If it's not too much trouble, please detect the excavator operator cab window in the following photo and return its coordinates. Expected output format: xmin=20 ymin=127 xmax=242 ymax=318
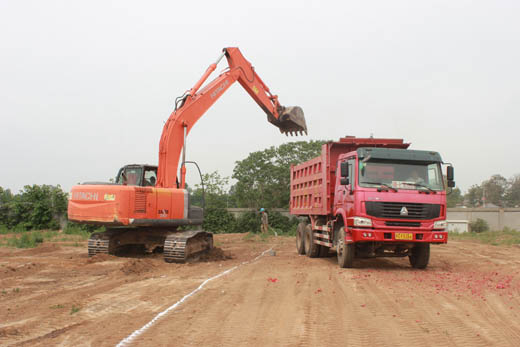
xmin=144 ymin=168 xmax=158 ymax=187
xmin=117 ymin=167 xmax=143 ymax=186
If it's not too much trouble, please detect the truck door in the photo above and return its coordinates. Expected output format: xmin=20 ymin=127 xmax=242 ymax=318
xmin=343 ymin=158 xmax=356 ymax=217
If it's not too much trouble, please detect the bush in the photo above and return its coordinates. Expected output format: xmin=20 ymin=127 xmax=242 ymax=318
xmin=202 ymin=208 xmax=236 ymax=234
xmin=0 ymin=185 xmax=68 ymax=230
xmin=6 ymin=231 xmax=44 ymax=248
xmin=268 ymin=211 xmax=299 ymax=233
xmin=470 ymin=218 xmax=489 ymax=233
xmin=233 ymin=211 xmax=261 ymax=233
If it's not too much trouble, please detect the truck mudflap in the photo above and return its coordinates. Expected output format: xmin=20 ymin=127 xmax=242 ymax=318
xmin=348 ymin=228 xmax=448 ymax=243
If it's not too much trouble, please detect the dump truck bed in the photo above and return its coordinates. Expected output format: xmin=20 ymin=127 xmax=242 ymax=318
xmin=290 ymin=137 xmax=409 ymax=216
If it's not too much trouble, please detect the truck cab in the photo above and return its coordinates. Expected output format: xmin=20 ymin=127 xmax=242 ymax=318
xmin=334 ymin=148 xmax=452 ymax=253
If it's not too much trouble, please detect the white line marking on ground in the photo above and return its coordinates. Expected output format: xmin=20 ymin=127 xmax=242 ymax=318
xmin=116 ymin=247 xmax=273 ymax=347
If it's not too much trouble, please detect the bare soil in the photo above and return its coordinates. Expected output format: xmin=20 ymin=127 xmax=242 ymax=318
xmin=1 ymin=234 xmax=519 ymax=346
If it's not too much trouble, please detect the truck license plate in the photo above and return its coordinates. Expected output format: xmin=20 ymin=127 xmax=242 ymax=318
xmin=395 ymin=233 xmax=413 ymax=240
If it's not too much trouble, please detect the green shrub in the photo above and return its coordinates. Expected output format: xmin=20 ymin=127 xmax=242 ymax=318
xmin=202 ymin=208 xmax=236 ymax=233
xmin=233 ymin=211 xmax=261 ymax=233
xmin=6 ymin=231 xmax=44 ymax=248
xmin=470 ymin=218 xmax=489 ymax=233
xmin=0 ymin=224 xmax=9 ymax=234
xmin=268 ymin=211 xmax=299 ymax=234
xmin=0 ymin=185 xmax=68 ymax=230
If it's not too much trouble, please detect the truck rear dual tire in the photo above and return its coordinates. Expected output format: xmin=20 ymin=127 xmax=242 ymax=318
xmin=337 ymin=227 xmax=354 ymax=268
xmin=296 ymin=222 xmax=306 ymax=255
xmin=304 ymin=224 xmax=320 ymax=258
xmin=409 ymin=243 xmax=430 ymax=269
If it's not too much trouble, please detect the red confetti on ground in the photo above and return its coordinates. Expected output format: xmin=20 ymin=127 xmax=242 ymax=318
xmin=314 ymin=288 xmax=322 ymax=294
xmin=267 ymin=277 xmax=278 ymax=283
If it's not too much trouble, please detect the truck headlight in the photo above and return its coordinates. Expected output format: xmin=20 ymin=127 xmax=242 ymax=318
xmin=353 ymin=217 xmax=372 ymax=227
xmin=433 ymin=220 xmax=446 ymax=230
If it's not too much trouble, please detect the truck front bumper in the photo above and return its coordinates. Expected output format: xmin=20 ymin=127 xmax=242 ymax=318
xmin=348 ymin=228 xmax=448 ymax=244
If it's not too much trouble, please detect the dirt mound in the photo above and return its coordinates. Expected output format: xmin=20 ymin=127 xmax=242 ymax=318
xmin=1 ymin=262 xmax=41 ymax=279
xmin=120 ymin=259 xmax=156 ymax=275
xmin=86 ymin=254 xmax=116 ymax=264
xmin=198 ymin=247 xmax=233 ymax=262
xmin=0 ymin=326 xmax=22 ymax=337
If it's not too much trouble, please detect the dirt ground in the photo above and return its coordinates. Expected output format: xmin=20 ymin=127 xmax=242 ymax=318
xmin=1 ymin=234 xmax=520 ymax=347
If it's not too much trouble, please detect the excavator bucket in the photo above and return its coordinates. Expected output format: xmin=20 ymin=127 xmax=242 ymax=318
xmin=271 ymin=106 xmax=308 ymax=136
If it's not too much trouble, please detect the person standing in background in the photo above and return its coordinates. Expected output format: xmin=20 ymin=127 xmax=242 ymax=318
xmin=260 ymin=208 xmax=269 ymax=234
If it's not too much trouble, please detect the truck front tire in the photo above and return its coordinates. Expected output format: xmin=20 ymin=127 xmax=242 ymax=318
xmin=304 ymin=224 xmax=320 ymax=258
xmin=337 ymin=227 xmax=354 ymax=268
xmin=409 ymin=243 xmax=430 ymax=269
xmin=296 ymin=222 xmax=306 ymax=255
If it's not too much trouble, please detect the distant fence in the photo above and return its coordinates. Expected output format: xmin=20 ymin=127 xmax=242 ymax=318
xmin=447 ymin=208 xmax=520 ymax=231
xmin=226 ymin=208 xmax=520 ymax=231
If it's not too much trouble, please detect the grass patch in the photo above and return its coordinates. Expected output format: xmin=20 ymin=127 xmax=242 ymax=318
xmin=5 ymin=232 xmax=44 ymax=248
xmin=0 ymin=225 xmax=9 ymax=234
xmin=50 ymin=304 xmax=65 ymax=309
xmin=70 ymin=305 xmax=81 ymax=314
xmin=0 ymin=226 xmax=92 ymax=248
xmin=0 ymin=224 xmax=28 ymax=234
xmin=449 ymin=227 xmax=520 ymax=246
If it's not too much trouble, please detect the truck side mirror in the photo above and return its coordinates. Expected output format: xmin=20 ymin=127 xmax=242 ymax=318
xmin=340 ymin=162 xmax=348 ymax=178
xmin=340 ymin=177 xmax=349 ymax=185
xmin=446 ymin=166 xmax=455 ymax=188
xmin=447 ymin=166 xmax=454 ymax=181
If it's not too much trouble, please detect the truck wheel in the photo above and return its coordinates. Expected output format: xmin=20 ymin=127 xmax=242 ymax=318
xmin=296 ymin=222 xmax=306 ymax=255
xmin=337 ymin=227 xmax=354 ymax=268
xmin=409 ymin=243 xmax=430 ymax=269
xmin=304 ymin=224 xmax=320 ymax=258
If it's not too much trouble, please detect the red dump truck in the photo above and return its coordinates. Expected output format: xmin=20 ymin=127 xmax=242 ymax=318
xmin=290 ymin=136 xmax=455 ymax=269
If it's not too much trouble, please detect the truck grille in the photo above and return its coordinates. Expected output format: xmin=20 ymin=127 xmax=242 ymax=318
xmin=365 ymin=202 xmax=440 ymax=220
xmin=385 ymin=221 xmax=421 ymax=227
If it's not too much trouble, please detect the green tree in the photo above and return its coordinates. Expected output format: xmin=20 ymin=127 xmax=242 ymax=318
xmin=231 ymin=140 xmax=326 ymax=208
xmin=465 ymin=184 xmax=483 ymax=207
xmin=504 ymin=174 xmax=520 ymax=207
xmin=0 ymin=187 xmax=13 ymax=226
xmin=10 ymin=185 xmax=68 ymax=230
xmin=447 ymin=187 xmax=463 ymax=208
xmin=481 ymin=174 xmax=508 ymax=207
xmin=191 ymin=171 xmax=231 ymax=209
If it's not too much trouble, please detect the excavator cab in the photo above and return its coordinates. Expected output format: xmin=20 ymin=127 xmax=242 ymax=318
xmin=116 ymin=165 xmax=158 ymax=187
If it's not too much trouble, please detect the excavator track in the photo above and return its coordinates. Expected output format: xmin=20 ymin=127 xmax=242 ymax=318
xmin=87 ymin=231 xmax=115 ymax=256
xmin=164 ymin=230 xmax=214 ymax=263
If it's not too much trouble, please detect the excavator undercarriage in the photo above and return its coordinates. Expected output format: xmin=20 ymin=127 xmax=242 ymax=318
xmin=88 ymin=227 xmax=213 ymax=263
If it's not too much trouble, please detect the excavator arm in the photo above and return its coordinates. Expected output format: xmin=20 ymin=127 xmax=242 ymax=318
xmin=157 ymin=47 xmax=307 ymax=188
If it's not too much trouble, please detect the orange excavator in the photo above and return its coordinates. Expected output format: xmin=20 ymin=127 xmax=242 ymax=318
xmin=68 ymin=47 xmax=307 ymax=262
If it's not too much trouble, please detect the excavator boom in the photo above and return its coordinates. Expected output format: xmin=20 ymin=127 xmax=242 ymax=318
xmin=157 ymin=47 xmax=307 ymax=188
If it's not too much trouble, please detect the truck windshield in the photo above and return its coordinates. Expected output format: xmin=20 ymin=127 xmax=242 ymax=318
xmin=358 ymin=161 xmax=444 ymax=191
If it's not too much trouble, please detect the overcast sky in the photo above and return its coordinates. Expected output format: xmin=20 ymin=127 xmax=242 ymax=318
xmin=1 ymin=0 xmax=519 ymax=194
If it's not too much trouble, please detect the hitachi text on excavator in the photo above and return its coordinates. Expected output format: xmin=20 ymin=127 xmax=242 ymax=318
xmin=68 ymin=47 xmax=307 ymax=262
